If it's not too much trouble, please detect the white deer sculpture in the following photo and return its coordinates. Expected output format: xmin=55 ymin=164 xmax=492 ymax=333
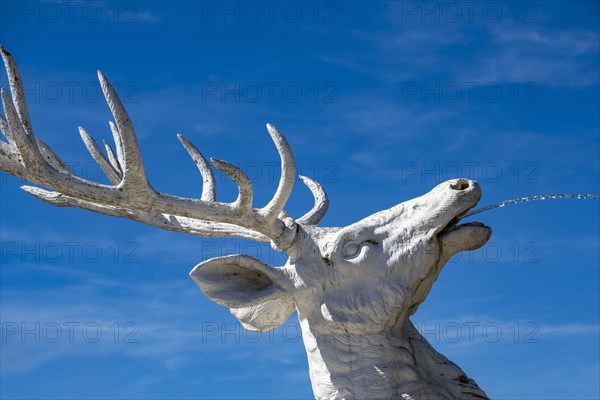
xmin=0 ymin=47 xmax=493 ymax=399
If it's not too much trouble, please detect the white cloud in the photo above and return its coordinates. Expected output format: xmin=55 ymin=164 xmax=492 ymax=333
xmin=320 ymin=7 xmax=599 ymax=89
xmin=465 ymin=24 xmax=600 ymax=88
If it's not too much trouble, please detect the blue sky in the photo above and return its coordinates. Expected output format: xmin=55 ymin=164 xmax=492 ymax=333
xmin=0 ymin=1 xmax=598 ymax=399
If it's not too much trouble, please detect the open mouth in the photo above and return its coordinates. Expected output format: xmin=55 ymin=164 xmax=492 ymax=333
xmin=437 ymin=208 xmax=487 ymax=237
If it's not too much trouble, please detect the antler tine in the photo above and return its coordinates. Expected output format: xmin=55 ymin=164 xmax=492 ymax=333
xmin=0 ymin=114 xmax=24 ymax=176
xmin=211 ymin=157 xmax=253 ymax=213
xmin=0 ymin=46 xmax=33 ymax=135
xmin=260 ymin=123 xmax=296 ymax=222
xmin=78 ymin=126 xmax=121 ymax=184
xmin=34 ymin=137 xmax=70 ymax=173
xmin=108 ymin=121 xmax=124 ymax=167
xmin=297 ymin=176 xmax=330 ymax=225
xmin=103 ymin=139 xmax=122 ymax=177
xmin=177 ymin=134 xmax=216 ymax=201
xmin=1 ymin=89 xmax=46 ymax=168
xmin=0 ymin=112 xmax=68 ymax=175
xmin=97 ymin=70 xmax=153 ymax=196
xmin=0 ymin=111 xmax=14 ymax=143
xmin=0 ymin=48 xmax=68 ymax=175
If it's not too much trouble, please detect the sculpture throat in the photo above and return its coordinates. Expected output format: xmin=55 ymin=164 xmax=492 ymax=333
xmin=302 ymin=318 xmax=488 ymax=400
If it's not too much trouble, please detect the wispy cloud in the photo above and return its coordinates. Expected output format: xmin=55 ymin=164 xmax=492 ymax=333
xmin=465 ymin=24 xmax=600 ymax=88
xmin=0 ymin=277 xmax=304 ymax=378
xmin=320 ymin=4 xmax=599 ymax=89
xmin=411 ymin=314 xmax=599 ymax=356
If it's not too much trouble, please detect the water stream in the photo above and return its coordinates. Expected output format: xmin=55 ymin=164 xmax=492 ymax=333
xmin=461 ymin=194 xmax=600 ymax=220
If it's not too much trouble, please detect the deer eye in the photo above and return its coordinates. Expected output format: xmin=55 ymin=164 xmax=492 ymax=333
xmin=342 ymin=241 xmax=361 ymax=259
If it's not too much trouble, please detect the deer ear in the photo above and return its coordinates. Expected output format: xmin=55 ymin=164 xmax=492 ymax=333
xmin=189 ymin=254 xmax=295 ymax=331
xmin=231 ymin=300 xmax=296 ymax=332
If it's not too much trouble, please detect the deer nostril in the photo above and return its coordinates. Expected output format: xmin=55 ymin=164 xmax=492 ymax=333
xmin=450 ymin=179 xmax=470 ymax=191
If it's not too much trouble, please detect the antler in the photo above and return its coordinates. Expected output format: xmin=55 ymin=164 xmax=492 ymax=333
xmin=0 ymin=47 xmax=329 ymax=249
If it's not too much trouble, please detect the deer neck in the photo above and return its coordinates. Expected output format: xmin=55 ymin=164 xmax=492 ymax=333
xmin=298 ymin=316 xmax=489 ymax=400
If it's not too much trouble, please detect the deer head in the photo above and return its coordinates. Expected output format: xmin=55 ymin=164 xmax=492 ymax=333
xmin=192 ymin=177 xmax=489 ymax=330
xmin=0 ymin=47 xmax=492 ymax=400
